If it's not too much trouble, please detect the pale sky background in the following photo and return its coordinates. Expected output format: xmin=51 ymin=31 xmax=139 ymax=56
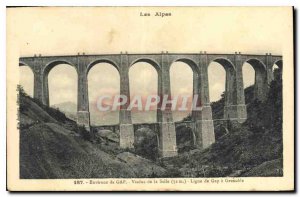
xmin=14 ymin=7 xmax=287 ymax=122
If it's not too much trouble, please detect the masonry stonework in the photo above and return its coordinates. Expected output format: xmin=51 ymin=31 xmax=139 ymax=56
xmin=19 ymin=52 xmax=282 ymax=158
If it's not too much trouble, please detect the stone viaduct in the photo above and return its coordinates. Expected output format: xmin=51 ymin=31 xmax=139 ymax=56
xmin=19 ymin=52 xmax=282 ymax=158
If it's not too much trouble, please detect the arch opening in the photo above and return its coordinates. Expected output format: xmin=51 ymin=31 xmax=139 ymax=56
xmin=246 ymin=59 xmax=267 ymax=73
xmin=129 ymin=62 xmax=158 ymax=124
xmin=87 ymin=59 xmax=119 ymax=75
xmin=43 ymin=60 xmax=77 ymax=77
xmin=273 ymin=64 xmax=280 ymax=71
xmin=242 ymin=62 xmax=255 ymax=104
xmin=208 ymin=61 xmax=229 ymax=119
xmin=172 ymin=58 xmax=200 ymax=75
xmin=19 ymin=65 xmax=34 ymax=97
xmin=47 ymin=64 xmax=78 ymax=120
xmin=274 ymin=60 xmax=283 ymax=70
xmin=170 ymin=61 xmax=194 ymax=122
xmin=88 ymin=63 xmax=120 ymax=126
xmin=273 ymin=60 xmax=282 ymax=81
xmin=130 ymin=58 xmax=161 ymax=72
xmin=245 ymin=59 xmax=268 ymax=101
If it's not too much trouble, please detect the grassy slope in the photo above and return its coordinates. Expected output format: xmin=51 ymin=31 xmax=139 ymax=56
xmin=18 ymin=87 xmax=167 ymax=179
xmin=162 ymin=76 xmax=283 ymax=177
xmin=18 ymin=72 xmax=283 ymax=178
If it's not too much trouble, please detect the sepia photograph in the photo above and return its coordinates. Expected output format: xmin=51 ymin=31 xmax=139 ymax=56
xmin=6 ymin=6 xmax=294 ymax=191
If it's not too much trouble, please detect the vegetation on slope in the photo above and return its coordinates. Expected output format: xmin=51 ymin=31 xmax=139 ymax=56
xmin=18 ymin=70 xmax=283 ymax=178
xmin=162 ymin=74 xmax=283 ymax=177
xmin=18 ymin=86 xmax=168 ymax=178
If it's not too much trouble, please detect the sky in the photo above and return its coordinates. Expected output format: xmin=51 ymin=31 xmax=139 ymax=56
xmin=14 ymin=7 xmax=288 ymax=122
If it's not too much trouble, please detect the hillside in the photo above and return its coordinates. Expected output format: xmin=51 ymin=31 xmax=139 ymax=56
xmin=18 ymin=86 xmax=168 ymax=178
xmin=162 ymin=75 xmax=283 ymax=177
xmin=18 ymin=72 xmax=283 ymax=178
xmin=51 ymin=102 xmax=78 ymax=122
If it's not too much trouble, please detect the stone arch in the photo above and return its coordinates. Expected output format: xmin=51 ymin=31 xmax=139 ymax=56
xmin=208 ymin=58 xmax=236 ymax=119
xmin=42 ymin=60 xmax=78 ymax=106
xmin=87 ymin=59 xmax=120 ymax=75
xmin=129 ymin=59 xmax=160 ymax=123
xmin=175 ymin=125 xmax=196 ymax=153
xmin=272 ymin=59 xmax=283 ymax=81
xmin=210 ymin=58 xmax=236 ymax=72
xmin=169 ymin=59 xmax=196 ymax=121
xmin=87 ymin=61 xmax=120 ymax=125
xmin=130 ymin=58 xmax=161 ymax=73
xmin=171 ymin=58 xmax=200 ymax=75
xmin=245 ymin=58 xmax=267 ymax=73
xmin=274 ymin=59 xmax=283 ymax=70
xmin=242 ymin=62 xmax=255 ymax=104
xmin=43 ymin=60 xmax=77 ymax=77
xmin=244 ymin=58 xmax=268 ymax=101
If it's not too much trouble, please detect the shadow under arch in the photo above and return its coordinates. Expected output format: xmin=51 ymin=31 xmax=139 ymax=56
xmin=244 ymin=58 xmax=268 ymax=101
xmin=175 ymin=125 xmax=196 ymax=153
xmin=210 ymin=58 xmax=236 ymax=72
xmin=272 ymin=59 xmax=283 ymax=81
xmin=245 ymin=58 xmax=267 ymax=73
xmin=133 ymin=127 xmax=159 ymax=160
xmin=87 ymin=59 xmax=120 ymax=75
xmin=273 ymin=59 xmax=283 ymax=70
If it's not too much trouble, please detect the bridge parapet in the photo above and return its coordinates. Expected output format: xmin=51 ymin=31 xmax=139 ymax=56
xmin=19 ymin=52 xmax=282 ymax=73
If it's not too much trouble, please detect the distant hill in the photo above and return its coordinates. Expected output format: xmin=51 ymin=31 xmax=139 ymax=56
xmin=51 ymin=101 xmax=120 ymax=125
xmin=51 ymin=102 xmax=78 ymax=122
xmin=51 ymin=101 xmax=190 ymax=125
xmin=52 ymin=101 xmax=77 ymax=113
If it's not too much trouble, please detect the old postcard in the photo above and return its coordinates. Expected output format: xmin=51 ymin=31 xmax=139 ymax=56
xmin=7 ymin=7 xmax=294 ymax=191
